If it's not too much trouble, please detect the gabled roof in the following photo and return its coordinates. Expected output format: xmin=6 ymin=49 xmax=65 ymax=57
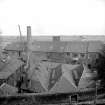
xmin=50 ymin=76 xmax=77 ymax=93
xmin=49 ymin=64 xmax=82 ymax=92
xmin=62 ymin=64 xmax=84 ymax=87
xmin=29 ymin=79 xmax=46 ymax=92
xmin=29 ymin=61 xmax=61 ymax=92
xmin=62 ymin=64 xmax=78 ymax=88
xmin=78 ymin=64 xmax=96 ymax=89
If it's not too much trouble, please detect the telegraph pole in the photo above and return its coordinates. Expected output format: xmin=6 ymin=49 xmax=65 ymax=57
xmin=18 ymin=25 xmax=22 ymax=39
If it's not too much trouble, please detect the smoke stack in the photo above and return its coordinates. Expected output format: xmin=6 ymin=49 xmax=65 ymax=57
xmin=53 ymin=36 xmax=60 ymax=51
xmin=27 ymin=26 xmax=31 ymax=42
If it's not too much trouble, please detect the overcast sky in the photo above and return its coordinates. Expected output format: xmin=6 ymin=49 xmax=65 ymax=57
xmin=0 ymin=0 xmax=105 ymax=36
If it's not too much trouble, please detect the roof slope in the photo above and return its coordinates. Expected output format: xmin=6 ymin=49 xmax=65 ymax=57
xmin=78 ymin=64 xmax=96 ymax=89
xmin=0 ymin=83 xmax=18 ymax=95
xmin=4 ymin=40 xmax=103 ymax=53
xmin=0 ymin=56 xmax=23 ymax=79
xmin=50 ymin=76 xmax=77 ymax=93
xmin=4 ymin=41 xmax=27 ymax=51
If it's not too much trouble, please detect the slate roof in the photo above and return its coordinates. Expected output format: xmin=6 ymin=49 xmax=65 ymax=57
xmin=78 ymin=64 xmax=97 ymax=89
xmin=0 ymin=83 xmax=18 ymax=95
xmin=29 ymin=79 xmax=46 ymax=93
xmin=50 ymin=63 xmax=96 ymax=92
xmin=0 ymin=53 xmax=10 ymax=71
xmin=29 ymin=61 xmax=60 ymax=92
xmin=0 ymin=72 xmax=13 ymax=79
xmin=0 ymin=56 xmax=23 ymax=79
xmin=50 ymin=76 xmax=77 ymax=93
xmin=4 ymin=41 xmax=27 ymax=51
xmin=31 ymin=41 xmax=103 ymax=53
xmin=4 ymin=39 xmax=103 ymax=53
xmin=0 ymin=60 xmax=7 ymax=72
xmin=62 ymin=64 xmax=83 ymax=88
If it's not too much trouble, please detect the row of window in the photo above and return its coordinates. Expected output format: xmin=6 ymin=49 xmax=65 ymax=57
xmin=66 ymin=52 xmax=99 ymax=59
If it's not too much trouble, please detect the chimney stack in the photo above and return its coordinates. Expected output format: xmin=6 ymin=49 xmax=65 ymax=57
xmin=27 ymin=26 xmax=31 ymax=42
xmin=53 ymin=36 xmax=60 ymax=51
xmin=53 ymin=36 xmax=60 ymax=42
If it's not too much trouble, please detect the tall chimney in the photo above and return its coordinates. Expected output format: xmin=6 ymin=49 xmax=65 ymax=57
xmin=27 ymin=26 xmax=31 ymax=42
xmin=25 ymin=26 xmax=31 ymax=73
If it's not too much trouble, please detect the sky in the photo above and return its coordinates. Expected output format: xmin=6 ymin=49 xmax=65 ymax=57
xmin=0 ymin=0 xmax=105 ymax=36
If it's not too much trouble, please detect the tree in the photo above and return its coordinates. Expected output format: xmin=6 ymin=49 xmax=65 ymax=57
xmin=96 ymin=53 xmax=105 ymax=87
xmin=91 ymin=45 xmax=105 ymax=88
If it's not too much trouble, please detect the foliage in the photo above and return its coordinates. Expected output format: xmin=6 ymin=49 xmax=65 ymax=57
xmin=90 ymin=45 xmax=105 ymax=87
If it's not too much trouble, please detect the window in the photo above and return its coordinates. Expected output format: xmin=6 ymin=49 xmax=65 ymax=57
xmin=72 ymin=53 xmax=78 ymax=58
xmin=67 ymin=52 xmax=70 ymax=56
xmin=69 ymin=94 xmax=78 ymax=104
xmin=80 ymin=53 xmax=85 ymax=58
